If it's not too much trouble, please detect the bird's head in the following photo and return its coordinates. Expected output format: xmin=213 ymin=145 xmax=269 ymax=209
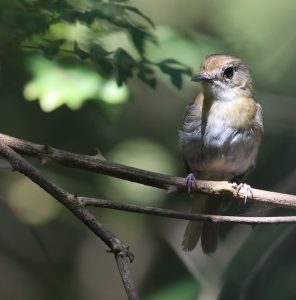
xmin=192 ymin=54 xmax=253 ymax=99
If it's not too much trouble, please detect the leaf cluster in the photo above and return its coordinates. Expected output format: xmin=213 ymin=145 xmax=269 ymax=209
xmin=0 ymin=0 xmax=192 ymax=89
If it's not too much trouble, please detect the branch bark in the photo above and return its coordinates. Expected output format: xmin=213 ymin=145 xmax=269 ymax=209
xmin=0 ymin=133 xmax=295 ymax=208
xmin=1 ymin=132 xmax=296 ymax=299
xmin=80 ymin=197 xmax=296 ymax=224
xmin=0 ymin=136 xmax=139 ymax=300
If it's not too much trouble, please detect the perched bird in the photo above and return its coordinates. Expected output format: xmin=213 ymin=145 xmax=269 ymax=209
xmin=180 ymin=54 xmax=264 ymax=254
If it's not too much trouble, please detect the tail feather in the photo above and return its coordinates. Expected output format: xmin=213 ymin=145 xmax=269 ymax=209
xmin=201 ymin=197 xmax=221 ymax=254
xmin=182 ymin=195 xmax=206 ymax=251
xmin=182 ymin=195 xmax=222 ymax=254
xmin=201 ymin=222 xmax=218 ymax=254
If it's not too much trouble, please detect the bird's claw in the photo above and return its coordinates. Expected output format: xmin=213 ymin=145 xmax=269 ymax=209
xmin=235 ymin=183 xmax=253 ymax=205
xmin=185 ymin=173 xmax=197 ymax=193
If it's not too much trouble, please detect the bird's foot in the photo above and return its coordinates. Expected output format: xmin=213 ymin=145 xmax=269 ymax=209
xmin=185 ymin=173 xmax=197 ymax=193
xmin=235 ymin=183 xmax=253 ymax=205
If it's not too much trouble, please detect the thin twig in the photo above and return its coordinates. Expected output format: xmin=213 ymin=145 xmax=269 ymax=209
xmin=0 ymin=133 xmax=295 ymax=208
xmin=0 ymin=137 xmax=139 ymax=300
xmin=115 ymin=254 xmax=140 ymax=300
xmin=80 ymin=197 xmax=296 ymax=225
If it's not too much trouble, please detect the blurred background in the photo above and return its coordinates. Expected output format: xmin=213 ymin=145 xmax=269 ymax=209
xmin=0 ymin=0 xmax=296 ymax=299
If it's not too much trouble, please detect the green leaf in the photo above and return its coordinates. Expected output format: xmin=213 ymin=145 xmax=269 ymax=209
xmin=24 ymin=55 xmax=128 ymax=111
xmin=159 ymin=59 xmax=192 ymax=76
xmin=40 ymin=38 xmax=66 ymax=56
xmin=129 ymin=26 xmax=156 ymax=55
xmin=54 ymin=2 xmax=156 ymax=56
xmin=122 ymin=5 xmax=154 ymax=27
xmin=114 ymin=48 xmax=136 ymax=85
xmin=137 ymin=61 xmax=156 ymax=89
xmin=157 ymin=59 xmax=192 ymax=89
xmin=74 ymin=42 xmax=90 ymax=60
xmin=90 ymin=43 xmax=112 ymax=57
xmin=24 ymin=55 xmax=103 ymax=111
xmin=90 ymin=44 xmax=114 ymax=76
xmin=95 ymin=57 xmax=114 ymax=77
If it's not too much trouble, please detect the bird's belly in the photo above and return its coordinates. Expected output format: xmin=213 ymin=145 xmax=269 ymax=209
xmin=182 ymin=125 xmax=259 ymax=180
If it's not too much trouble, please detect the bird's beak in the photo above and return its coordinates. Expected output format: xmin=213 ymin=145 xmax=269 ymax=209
xmin=191 ymin=72 xmax=215 ymax=82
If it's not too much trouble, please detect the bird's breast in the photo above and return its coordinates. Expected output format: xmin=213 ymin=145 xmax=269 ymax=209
xmin=181 ymin=97 xmax=262 ymax=180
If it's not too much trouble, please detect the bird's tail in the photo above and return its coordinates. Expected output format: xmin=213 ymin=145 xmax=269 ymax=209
xmin=182 ymin=194 xmax=221 ymax=254
xmin=201 ymin=196 xmax=220 ymax=254
xmin=182 ymin=194 xmax=206 ymax=251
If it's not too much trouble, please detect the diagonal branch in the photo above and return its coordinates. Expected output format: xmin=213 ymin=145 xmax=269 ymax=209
xmin=0 ymin=137 xmax=139 ymax=300
xmin=0 ymin=133 xmax=295 ymax=208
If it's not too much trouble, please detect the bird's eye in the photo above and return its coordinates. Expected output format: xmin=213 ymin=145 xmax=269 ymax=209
xmin=223 ymin=67 xmax=234 ymax=79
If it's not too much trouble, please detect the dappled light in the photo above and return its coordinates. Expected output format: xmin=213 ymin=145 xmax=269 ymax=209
xmin=0 ymin=0 xmax=295 ymax=299
xmin=24 ymin=55 xmax=129 ymax=111
xmin=6 ymin=176 xmax=60 ymax=225
xmin=103 ymin=139 xmax=176 ymax=203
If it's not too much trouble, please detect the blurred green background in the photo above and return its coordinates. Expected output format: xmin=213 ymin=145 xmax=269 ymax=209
xmin=0 ymin=0 xmax=296 ymax=299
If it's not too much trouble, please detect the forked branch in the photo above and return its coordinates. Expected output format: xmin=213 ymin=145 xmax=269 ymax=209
xmin=0 ymin=137 xmax=139 ymax=300
xmin=0 ymin=132 xmax=296 ymax=300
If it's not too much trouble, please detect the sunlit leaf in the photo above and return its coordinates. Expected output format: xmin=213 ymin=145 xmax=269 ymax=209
xmin=100 ymin=80 xmax=129 ymax=105
xmin=1 ymin=0 xmax=193 ymax=100
xmin=24 ymin=55 xmax=128 ymax=111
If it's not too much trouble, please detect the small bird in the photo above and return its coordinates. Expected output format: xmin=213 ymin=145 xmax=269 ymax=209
xmin=180 ymin=54 xmax=264 ymax=254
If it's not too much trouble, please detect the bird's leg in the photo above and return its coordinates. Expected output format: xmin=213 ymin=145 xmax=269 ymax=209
xmin=185 ymin=173 xmax=197 ymax=193
xmin=234 ymin=183 xmax=253 ymax=205
xmin=231 ymin=171 xmax=254 ymax=205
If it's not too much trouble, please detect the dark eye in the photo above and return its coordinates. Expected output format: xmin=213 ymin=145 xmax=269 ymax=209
xmin=223 ymin=67 xmax=234 ymax=79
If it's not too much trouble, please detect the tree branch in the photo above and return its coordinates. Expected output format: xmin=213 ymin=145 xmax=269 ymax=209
xmin=1 ymin=132 xmax=296 ymax=299
xmin=0 ymin=133 xmax=295 ymax=208
xmin=0 ymin=136 xmax=139 ymax=300
xmin=79 ymin=197 xmax=296 ymax=224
